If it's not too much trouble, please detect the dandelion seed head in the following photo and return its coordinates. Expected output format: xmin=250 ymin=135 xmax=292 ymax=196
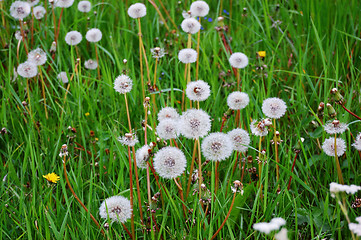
xmin=275 ymin=228 xmax=288 ymax=240
xmin=10 ymin=1 xmax=31 ymax=20
xmin=179 ymin=109 xmax=211 ymax=139
xmin=55 ymin=0 xmax=74 ymax=8
xmin=118 ymin=133 xmax=138 ymax=147
xmin=250 ymin=119 xmax=269 ymax=136
xmin=186 ymin=80 xmax=210 ymax=102
xmin=253 ymin=218 xmax=286 ymax=234
xmin=156 ymin=119 xmax=179 ymax=140
xmin=15 ymin=31 xmax=23 ymax=41
xmin=349 ymin=217 xmax=361 ymax=236
xmin=153 ymin=146 xmax=187 ymax=179
xmin=322 ymin=137 xmax=346 ymax=157
xmin=27 ymin=48 xmax=47 ymax=66
xmin=227 ymin=91 xmax=249 ymax=110
xmin=262 ymin=97 xmax=287 ymax=119
xmin=78 ymin=0 xmax=91 ymax=12
xmin=127 ymin=3 xmax=146 ymax=19
xmin=181 ymin=18 xmax=201 ymax=34
xmin=352 ymin=132 xmax=361 ymax=151
xmin=114 ymin=74 xmax=133 ymax=94
xmin=151 ymin=47 xmax=166 ymax=59
xmin=227 ymin=128 xmax=251 ymax=152
xmin=27 ymin=0 xmax=39 ymax=7
xmin=17 ymin=61 xmax=37 ymax=78
xmin=33 ymin=6 xmax=46 ymax=20
xmin=136 ymin=145 xmax=151 ymax=169
xmin=178 ymin=48 xmax=197 ymax=64
xmin=84 ymin=59 xmax=98 ymax=70
xmin=86 ymin=28 xmax=102 ymax=42
xmin=99 ymin=195 xmax=132 ymax=223
xmin=65 ymin=31 xmax=82 ymax=46
xmin=157 ymin=107 xmax=180 ymax=121
xmin=330 ymin=182 xmax=361 ymax=198
xmin=57 ymin=71 xmax=68 ymax=84
xmin=190 ymin=1 xmax=209 ymax=17
xmin=201 ymin=132 xmax=233 ymax=161
xmin=229 ymin=52 xmax=249 ymax=69
xmin=324 ymin=120 xmax=348 ymax=134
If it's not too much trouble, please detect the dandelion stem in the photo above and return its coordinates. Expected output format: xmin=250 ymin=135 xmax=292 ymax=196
xmin=55 ymin=8 xmax=64 ymax=43
xmin=94 ymin=44 xmax=101 ymax=80
xmin=174 ymin=178 xmax=187 ymax=217
xmin=236 ymin=68 xmax=240 ymax=91
xmin=273 ymin=119 xmax=280 ymax=189
xmin=197 ymin=138 xmax=203 ymax=197
xmin=19 ymin=20 xmax=28 ymax=54
xmin=341 ymin=104 xmax=361 ymax=121
xmin=148 ymin=0 xmax=170 ymax=32
xmin=31 ymin=14 xmax=34 ymax=47
xmin=287 ymin=151 xmax=299 ymax=190
xmin=38 ymin=66 xmax=48 ymax=119
xmin=186 ymin=140 xmax=198 ymax=198
xmin=137 ymin=18 xmax=145 ymax=100
xmin=195 ymin=18 xmax=201 ymax=80
xmin=334 ymin=134 xmax=344 ymax=184
xmin=121 ymin=223 xmax=133 ymax=239
xmin=336 ymin=194 xmax=356 ymax=240
xmin=157 ymin=0 xmax=177 ymax=30
xmin=126 ymin=146 xmax=135 ymax=238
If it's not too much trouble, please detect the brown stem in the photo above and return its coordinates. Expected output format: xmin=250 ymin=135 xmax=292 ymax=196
xmin=156 ymin=0 xmax=177 ymax=30
xmin=121 ymin=223 xmax=133 ymax=239
xmin=55 ymin=8 xmax=64 ymax=43
xmin=94 ymin=44 xmax=101 ymax=80
xmin=19 ymin=20 xmax=28 ymax=54
xmin=126 ymin=146 xmax=135 ymax=238
xmin=334 ymin=134 xmax=344 ymax=184
xmin=342 ymin=104 xmax=361 ymax=121
xmin=147 ymin=0 xmax=170 ymax=31
xmin=131 ymin=145 xmax=144 ymax=224
xmin=186 ymin=141 xmax=198 ymax=197
xmin=273 ymin=119 xmax=280 ymax=188
xmin=174 ymin=178 xmax=187 ymax=217
xmin=287 ymin=151 xmax=299 ymax=190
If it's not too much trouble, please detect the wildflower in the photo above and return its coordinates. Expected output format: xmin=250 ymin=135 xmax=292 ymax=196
xmin=178 ymin=48 xmax=197 ymax=64
xmin=156 ymin=119 xmax=179 ymax=140
xmin=10 ymin=1 xmax=31 ymax=20
xmin=257 ymin=51 xmax=266 ymax=58
xmin=323 ymin=120 xmax=348 ymax=134
xmin=27 ymin=48 xmax=47 ymax=66
xmin=349 ymin=217 xmax=361 ymax=237
xmin=136 ymin=145 xmax=151 ymax=169
xmin=127 ymin=3 xmax=146 ymax=19
xmin=229 ymin=52 xmax=249 ymax=69
xmin=322 ymin=137 xmax=346 ymax=157
xmin=59 ymin=144 xmax=68 ymax=158
xmin=231 ymin=180 xmax=243 ymax=194
xmin=43 ymin=173 xmax=60 ymax=183
xmin=186 ymin=80 xmax=210 ymax=102
xmin=182 ymin=10 xmax=193 ymax=19
xmin=27 ymin=0 xmax=39 ymax=7
xmin=227 ymin=91 xmax=249 ymax=110
xmin=179 ymin=109 xmax=211 ymax=139
xmin=262 ymin=97 xmax=287 ymax=119
xmin=65 ymin=31 xmax=82 ymax=46
xmin=275 ymin=228 xmax=288 ymax=240
xmin=157 ymin=107 xmax=180 ymax=121
xmin=86 ymin=28 xmax=102 ymax=43
xmin=33 ymin=6 xmax=46 ymax=20
xmin=55 ymin=0 xmax=74 ymax=8
xmin=151 ymin=47 xmax=166 ymax=59
xmin=118 ymin=133 xmax=138 ymax=147
xmin=227 ymin=128 xmax=250 ymax=152
xmin=153 ymin=146 xmax=187 ymax=179
xmin=99 ymin=195 xmax=132 ymax=223
xmin=201 ymin=132 xmax=233 ymax=161
xmin=253 ymin=217 xmax=286 ymax=234
xmin=17 ymin=62 xmax=38 ymax=78
xmin=190 ymin=1 xmax=209 ymax=17
xmin=330 ymin=182 xmax=361 ymax=198
xmin=352 ymin=132 xmax=361 ymax=151
xmin=85 ymin=112 xmax=90 ymax=117
xmin=84 ymin=59 xmax=98 ymax=70
xmin=114 ymin=74 xmax=133 ymax=94
xmin=78 ymin=0 xmax=91 ymax=12
xmin=57 ymin=72 xmax=68 ymax=84
xmin=15 ymin=31 xmax=23 ymax=41
xmin=181 ymin=18 xmax=201 ymax=34
xmin=250 ymin=119 xmax=269 ymax=136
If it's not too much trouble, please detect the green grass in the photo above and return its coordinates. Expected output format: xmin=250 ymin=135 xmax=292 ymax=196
xmin=1 ymin=0 xmax=361 ymax=239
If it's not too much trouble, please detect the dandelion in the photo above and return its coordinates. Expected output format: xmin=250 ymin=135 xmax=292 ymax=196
xmin=156 ymin=119 xmax=179 ymax=140
xmin=322 ymin=137 xmax=346 ymax=157
xmin=250 ymin=119 xmax=270 ymax=136
xmin=158 ymin=107 xmax=180 ymax=121
xmin=229 ymin=52 xmax=249 ymax=69
xmin=77 ymin=0 xmax=91 ymax=12
xmin=10 ymin=1 xmax=31 ymax=20
xmin=257 ymin=51 xmax=266 ymax=58
xmin=182 ymin=10 xmax=193 ymax=19
xmin=118 ymin=133 xmax=138 ymax=147
xmin=27 ymin=0 xmax=39 ymax=7
xmin=17 ymin=62 xmax=37 ymax=78
xmin=275 ymin=228 xmax=288 ymax=240
xmin=186 ymin=80 xmax=210 ymax=102
xmin=27 ymin=48 xmax=47 ymax=66
xmin=153 ymin=146 xmax=187 ymax=179
xmin=227 ymin=128 xmax=251 ymax=152
xmin=201 ymin=132 xmax=233 ymax=161
xmin=86 ymin=28 xmax=102 ymax=43
xmin=179 ymin=109 xmax=211 ymax=139
xmin=84 ymin=59 xmax=98 ymax=70
xmin=55 ymin=0 xmax=74 ymax=8
xmin=329 ymin=182 xmax=361 ymax=198
xmin=227 ymin=91 xmax=249 ymax=110
xmin=99 ymin=195 xmax=132 ymax=223
xmin=181 ymin=18 xmax=201 ymax=34
xmin=65 ymin=31 xmax=82 ymax=46
xmin=57 ymin=71 xmax=68 ymax=84
xmin=253 ymin=217 xmax=286 ymax=234
xmin=151 ymin=47 xmax=166 ymax=59
xmin=352 ymin=132 xmax=361 ymax=151
xmin=324 ymin=120 xmax=348 ymax=134
xmin=349 ymin=217 xmax=361 ymax=237
xmin=262 ymin=97 xmax=287 ymax=119
xmin=127 ymin=3 xmax=146 ymax=19
xmin=15 ymin=31 xmax=23 ymax=40
xmin=190 ymin=1 xmax=209 ymax=17
xmin=178 ymin=48 xmax=197 ymax=64
xmin=114 ymin=74 xmax=133 ymax=94
xmin=135 ymin=145 xmax=151 ymax=169
xmin=33 ymin=6 xmax=46 ymax=20
xmin=43 ymin=173 xmax=60 ymax=183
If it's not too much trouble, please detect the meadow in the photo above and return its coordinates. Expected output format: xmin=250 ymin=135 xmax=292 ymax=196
xmin=1 ymin=0 xmax=361 ymax=239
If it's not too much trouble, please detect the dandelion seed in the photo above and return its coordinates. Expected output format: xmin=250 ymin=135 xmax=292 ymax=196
xmin=352 ymin=132 xmax=361 ymax=151
xmin=227 ymin=128 xmax=250 ymax=152
xmin=322 ymin=137 xmax=346 ymax=157
xmin=262 ymin=97 xmax=287 ymax=119
xmin=65 ymin=31 xmax=82 ymax=46
xmin=156 ymin=119 xmax=179 ymax=140
xmin=250 ymin=119 xmax=269 ymax=136
xmin=153 ymin=146 xmax=187 ymax=179
xmin=229 ymin=52 xmax=249 ymax=69
xmin=114 ymin=74 xmax=133 ymax=94
xmin=86 ymin=28 xmax=102 ymax=43
xmin=178 ymin=48 xmax=197 ymax=64
xmin=275 ymin=228 xmax=288 ymax=240
xmin=253 ymin=217 xmax=286 ymax=234
xmin=10 ymin=1 xmax=31 ymax=20
xmin=15 ymin=31 xmax=23 ymax=41
xmin=17 ymin=61 xmax=37 ymax=78
xmin=99 ymin=195 xmax=132 ymax=223
xmin=55 ymin=0 xmax=74 ymax=8
xmin=136 ymin=145 xmax=151 ymax=169
xmin=27 ymin=0 xmax=39 ymax=7
xmin=33 ymin=6 xmax=46 ymax=19
xmin=118 ymin=133 xmax=138 ymax=147
xmin=330 ymin=182 xmax=361 ymax=198
xmin=179 ymin=109 xmax=211 ymax=139
xmin=151 ymin=47 xmax=166 ymax=59
xmin=181 ymin=18 xmax=201 ymax=34
xmin=349 ymin=217 xmax=361 ymax=237
xmin=201 ymin=132 xmax=233 ymax=161
xmin=43 ymin=173 xmax=60 ymax=183
xmin=57 ymin=72 xmax=68 ymax=84
xmin=77 ymin=0 xmax=91 ymax=12
xmin=158 ymin=107 xmax=180 ymax=121
xmin=190 ymin=1 xmax=209 ymax=17
xmin=84 ymin=59 xmax=98 ymax=70
xmin=186 ymin=80 xmax=210 ymax=102
xmin=27 ymin=48 xmax=47 ymax=66
xmin=127 ymin=3 xmax=146 ymax=19
xmin=227 ymin=91 xmax=249 ymax=110
xmin=324 ymin=120 xmax=348 ymax=134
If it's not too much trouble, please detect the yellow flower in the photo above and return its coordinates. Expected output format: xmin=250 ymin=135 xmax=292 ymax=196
xmin=85 ymin=112 xmax=90 ymax=117
xmin=43 ymin=173 xmax=60 ymax=183
xmin=257 ymin=51 xmax=266 ymax=58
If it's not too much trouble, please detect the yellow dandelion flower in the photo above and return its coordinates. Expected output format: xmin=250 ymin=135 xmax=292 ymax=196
xmin=257 ymin=51 xmax=266 ymax=58
xmin=43 ymin=173 xmax=60 ymax=183
xmin=85 ymin=112 xmax=90 ymax=117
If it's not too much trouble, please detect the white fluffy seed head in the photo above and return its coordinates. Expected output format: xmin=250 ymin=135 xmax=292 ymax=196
xmin=15 ymin=31 xmax=23 ymax=41
xmin=27 ymin=0 xmax=39 ymax=7
xmin=186 ymin=80 xmax=210 ymax=102
xmin=179 ymin=109 xmax=211 ymax=139
xmin=156 ymin=119 xmax=179 ymax=140
xmin=99 ymin=195 xmax=132 ymax=223
xmin=250 ymin=119 xmax=269 ymax=137
xmin=201 ymin=132 xmax=233 ymax=161
xmin=117 ymin=134 xmax=138 ymax=147
xmin=65 ymin=31 xmax=82 ymax=46
xmin=227 ymin=91 xmax=249 ymax=110
xmin=84 ymin=59 xmax=98 ymax=70
xmin=57 ymin=71 xmax=69 ymax=84
xmin=127 ymin=3 xmax=146 ymax=19
xmin=349 ymin=217 xmax=361 ymax=237
xmin=227 ymin=128 xmax=251 ymax=152
xmin=153 ymin=146 xmax=187 ymax=179
xmin=253 ymin=218 xmax=286 ymax=234
xmin=352 ymin=132 xmax=361 ymax=151
xmin=27 ymin=48 xmax=47 ymax=66
xmin=181 ymin=18 xmax=201 ymax=34
xmin=17 ymin=61 xmax=37 ymax=78
xmin=114 ymin=74 xmax=133 ymax=94
xmin=10 ymin=1 xmax=31 ymax=20
xmin=178 ymin=48 xmax=197 ymax=64
xmin=323 ymin=120 xmax=348 ymax=134
xmin=330 ymin=182 xmax=361 ymax=198
xmin=262 ymin=97 xmax=287 ymax=119
xmin=157 ymin=107 xmax=180 ymax=121
xmin=86 ymin=28 xmax=102 ymax=42
xmin=322 ymin=137 xmax=346 ymax=157
xmin=275 ymin=228 xmax=288 ymax=240
xmin=136 ymin=145 xmax=151 ymax=169
xmin=55 ymin=0 xmax=74 ymax=8
xmin=33 ymin=6 xmax=46 ymax=19
xmin=78 ymin=0 xmax=91 ymax=12
xmin=190 ymin=1 xmax=209 ymax=17
xmin=229 ymin=52 xmax=249 ymax=69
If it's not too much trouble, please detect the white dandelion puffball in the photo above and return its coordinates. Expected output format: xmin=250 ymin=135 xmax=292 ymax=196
xmin=201 ymin=132 xmax=234 ymax=161
xmin=117 ymin=134 xmax=138 ymax=147
xmin=57 ymin=72 xmax=69 ymax=84
xmin=262 ymin=97 xmax=287 ymax=119
xmin=99 ymin=195 xmax=132 ymax=223
xmin=86 ymin=28 xmax=102 ymax=43
xmin=324 ymin=120 xmax=348 ymax=134
xmin=178 ymin=48 xmax=197 ymax=64
xmin=127 ymin=3 xmax=146 ymax=19
xmin=349 ymin=217 xmax=361 ymax=237
xmin=153 ymin=146 xmax=187 ymax=179
xmin=15 ymin=31 xmax=23 ymax=41
xmin=181 ymin=18 xmax=201 ymax=34
xmin=179 ymin=109 xmax=211 ymax=139
xmin=275 ymin=228 xmax=288 ymax=240
xmin=17 ymin=62 xmax=37 ymax=78
xmin=250 ymin=119 xmax=269 ymax=137
xmin=158 ymin=107 xmax=180 ymax=121
xmin=33 ymin=6 xmax=46 ymax=20
xmin=114 ymin=74 xmax=133 ymax=94
xmin=78 ymin=0 xmax=91 ymax=12
xmin=156 ymin=119 xmax=179 ymax=140
xmin=186 ymin=80 xmax=210 ymax=102
xmin=352 ymin=132 xmax=361 ymax=151
xmin=10 ymin=1 xmax=31 ymax=20
xmin=190 ymin=1 xmax=209 ymax=17
xmin=55 ymin=0 xmax=74 ymax=8
xmin=330 ymin=182 xmax=361 ymax=198
xmin=322 ymin=137 xmax=346 ymax=157
xmin=27 ymin=0 xmax=39 ymax=7
xmin=136 ymin=145 xmax=151 ymax=169
xmin=229 ymin=52 xmax=249 ymax=69
xmin=253 ymin=217 xmax=286 ymax=234
xmin=65 ymin=31 xmax=82 ymax=46
xmin=84 ymin=59 xmax=98 ymax=70
xmin=227 ymin=91 xmax=249 ymax=110
xmin=228 ymin=128 xmax=251 ymax=152
xmin=27 ymin=48 xmax=47 ymax=66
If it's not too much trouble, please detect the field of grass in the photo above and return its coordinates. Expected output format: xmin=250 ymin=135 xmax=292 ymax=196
xmin=1 ymin=0 xmax=361 ymax=239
